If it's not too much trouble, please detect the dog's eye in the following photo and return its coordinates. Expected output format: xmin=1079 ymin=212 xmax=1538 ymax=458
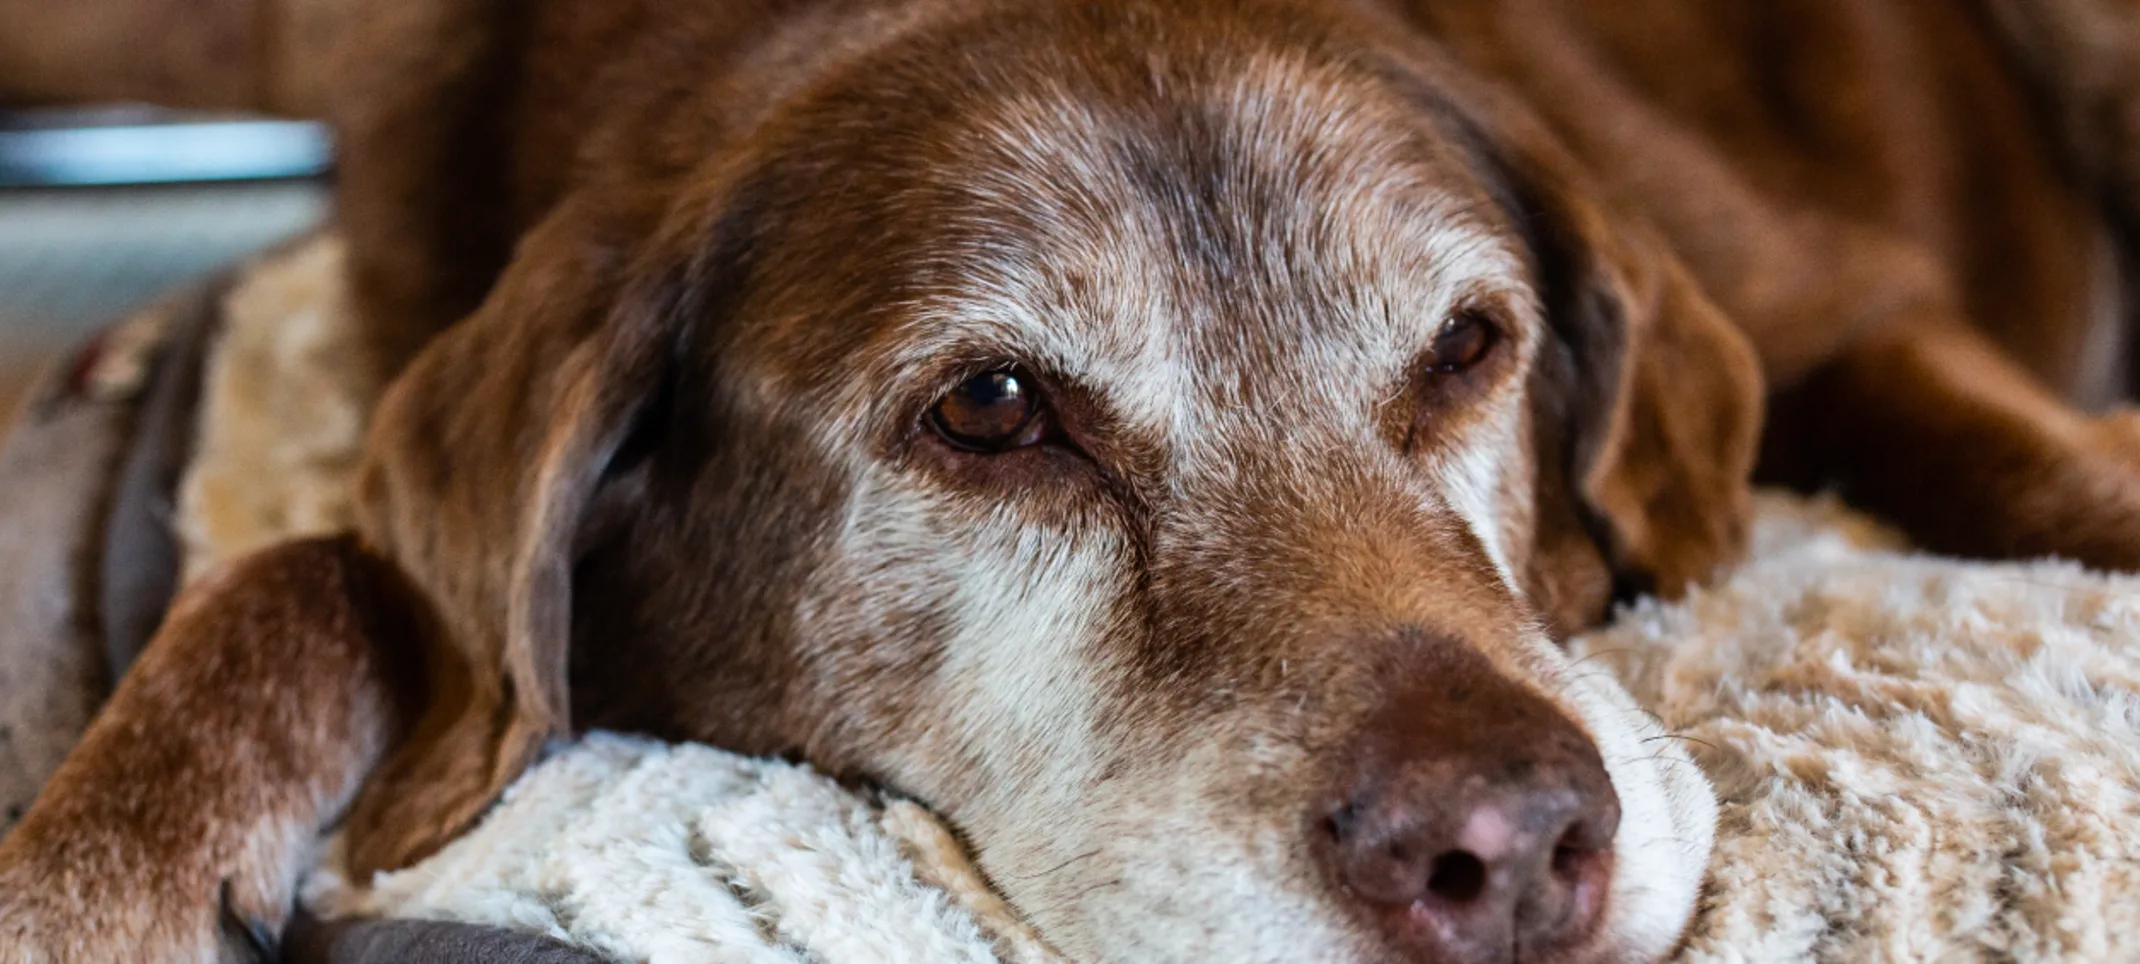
xmin=930 ymin=370 xmax=1047 ymax=452
xmin=1424 ymin=311 xmax=1498 ymax=374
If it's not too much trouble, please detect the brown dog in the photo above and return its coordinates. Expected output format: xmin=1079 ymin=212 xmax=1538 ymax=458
xmin=5 ymin=1 xmax=2140 ymax=962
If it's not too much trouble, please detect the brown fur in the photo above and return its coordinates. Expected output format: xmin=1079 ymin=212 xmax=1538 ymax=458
xmin=3 ymin=0 xmax=2139 ymax=961
xmin=0 ymin=538 xmax=423 ymax=963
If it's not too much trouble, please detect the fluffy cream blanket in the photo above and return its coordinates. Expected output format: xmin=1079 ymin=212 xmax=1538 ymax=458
xmin=188 ymin=238 xmax=2140 ymax=962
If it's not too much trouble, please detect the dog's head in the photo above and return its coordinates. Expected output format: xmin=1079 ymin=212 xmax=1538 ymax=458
xmin=347 ymin=2 xmax=1758 ymax=961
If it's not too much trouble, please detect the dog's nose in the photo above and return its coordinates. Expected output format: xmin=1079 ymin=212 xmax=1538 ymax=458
xmin=1316 ymin=641 xmax=1621 ymax=964
xmin=1322 ymin=770 xmax=1618 ymax=963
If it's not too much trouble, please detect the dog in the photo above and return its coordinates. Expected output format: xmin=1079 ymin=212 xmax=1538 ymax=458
xmin=6 ymin=1 xmax=2140 ymax=962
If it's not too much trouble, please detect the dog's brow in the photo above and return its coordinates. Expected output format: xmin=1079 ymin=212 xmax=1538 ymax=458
xmin=834 ymin=53 xmax=1538 ymax=467
xmin=862 ymin=223 xmax=1528 ymax=469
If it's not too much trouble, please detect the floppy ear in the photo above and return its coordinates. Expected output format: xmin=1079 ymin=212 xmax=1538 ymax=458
xmin=1494 ymin=128 xmax=1766 ymax=632
xmin=340 ymin=201 xmax=676 ymax=875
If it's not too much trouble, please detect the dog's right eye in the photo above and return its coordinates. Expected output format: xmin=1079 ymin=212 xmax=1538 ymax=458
xmin=930 ymin=370 xmax=1048 ymax=452
xmin=1424 ymin=310 xmax=1499 ymax=374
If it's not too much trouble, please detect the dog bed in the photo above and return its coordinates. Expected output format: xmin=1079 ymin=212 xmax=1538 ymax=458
xmin=2 ymin=235 xmax=2137 ymax=962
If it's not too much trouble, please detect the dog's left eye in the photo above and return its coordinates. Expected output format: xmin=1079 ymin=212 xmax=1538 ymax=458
xmin=930 ymin=369 xmax=1049 ymax=452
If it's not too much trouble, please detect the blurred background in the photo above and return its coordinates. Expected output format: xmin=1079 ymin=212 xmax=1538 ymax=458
xmin=0 ymin=107 xmax=330 ymax=421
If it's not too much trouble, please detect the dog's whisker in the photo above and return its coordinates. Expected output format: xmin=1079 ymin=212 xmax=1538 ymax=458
xmin=1004 ymin=848 xmax=1104 ymax=882
xmin=1567 ymin=647 xmax=1641 ymax=671
xmin=1640 ymin=733 xmax=1721 ymax=752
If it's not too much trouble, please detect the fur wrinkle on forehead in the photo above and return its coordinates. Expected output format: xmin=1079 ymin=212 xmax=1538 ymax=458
xmin=843 ymin=62 xmax=1530 ymax=457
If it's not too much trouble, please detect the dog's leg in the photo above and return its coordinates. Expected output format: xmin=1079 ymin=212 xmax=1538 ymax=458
xmin=0 ymin=537 xmax=421 ymax=964
xmin=1764 ymin=319 xmax=2140 ymax=569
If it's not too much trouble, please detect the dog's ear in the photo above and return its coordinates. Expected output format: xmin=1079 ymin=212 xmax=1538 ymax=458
xmin=1484 ymin=122 xmax=1765 ymax=632
xmin=340 ymin=199 xmax=677 ymax=875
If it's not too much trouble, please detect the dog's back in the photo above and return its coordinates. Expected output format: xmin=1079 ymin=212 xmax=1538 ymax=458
xmin=1419 ymin=2 xmax=2116 ymax=396
xmin=304 ymin=0 xmax=2122 ymax=391
xmin=321 ymin=0 xmax=2110 ymax=378
xmin=4 ymin=0 xmax=2116 ymax=388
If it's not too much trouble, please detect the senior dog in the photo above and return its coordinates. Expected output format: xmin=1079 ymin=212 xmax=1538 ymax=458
xmin=4 ymin=1 xmax=2139 ymax=962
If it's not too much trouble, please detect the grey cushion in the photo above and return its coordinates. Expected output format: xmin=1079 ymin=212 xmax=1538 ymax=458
xmin=0 ymin=304 xmax=173 ymax=829
xmin=98 ymin=277 xmax=220 ymax=677
xmin=282 ymin=913 xmax=611 ymax=964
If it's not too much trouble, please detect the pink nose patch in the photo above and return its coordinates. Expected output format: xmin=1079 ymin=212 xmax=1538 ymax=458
xmin=1456 ymin=807 xmax=1521 ymax=862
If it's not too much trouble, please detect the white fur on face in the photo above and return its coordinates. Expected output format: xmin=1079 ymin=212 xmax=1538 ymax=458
xmin=815 ymin=465 xmax=1121 ymax=798
xmin=1426 ymin=371 xmax=1536 ymax=590
xmin=785 ymin=43 xmax=1713 ymax=964
xmin=1552 ymin=649 xmax=1720 ymax=962
xmin=812 ymin=465 xmax=1383 ymax=964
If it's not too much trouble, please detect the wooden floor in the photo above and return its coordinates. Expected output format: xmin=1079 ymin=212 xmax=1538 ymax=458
xmin=0 ymin=181 xmax=325 ymax=437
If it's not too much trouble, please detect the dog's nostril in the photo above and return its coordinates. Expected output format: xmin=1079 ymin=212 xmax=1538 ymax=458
xmin=1552 ymin=843 xmax=1583 ymax=878
xmin=1325 ymin=802 xmax=1361 ymax=842
xmin=1425 ymin=850 xmax=1488 ymax=903
xmin=1551 ymin=825 xmax=1592 ymax=877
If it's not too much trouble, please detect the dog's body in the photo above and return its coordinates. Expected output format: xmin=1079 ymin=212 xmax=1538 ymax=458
xmin=5 ymin=1 xmax=2140 ymax=962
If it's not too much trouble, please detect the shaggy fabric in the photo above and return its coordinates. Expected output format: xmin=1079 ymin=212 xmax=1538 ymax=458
xmin=294 ymin=497 xmax=2140 ymax=963
xmin=1582 ymin=499 xmax=2140 ymax=961
xmin=302 ymin=735 xmax=1064 ymax=964
xmin=174 ymin=235 xmax=374 ymax=583
xmin=14 ymin=233 xmax=2135 ymax=961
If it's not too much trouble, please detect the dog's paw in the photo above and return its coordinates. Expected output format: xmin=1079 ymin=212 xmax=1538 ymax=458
xmin=2091 ymin=407 xmax=2140 ymax=458
xmin=0 ymin=860 xmax=278 ymax=964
